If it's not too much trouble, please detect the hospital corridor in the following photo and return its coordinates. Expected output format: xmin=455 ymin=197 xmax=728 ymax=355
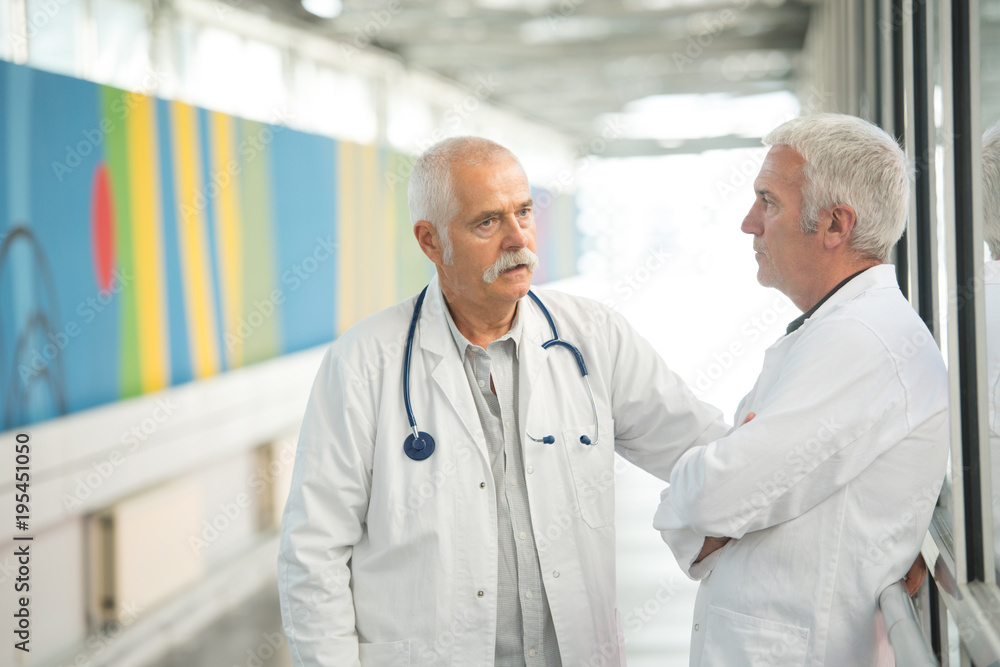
xmin=1 ymin=0 xmax=998 ymax=664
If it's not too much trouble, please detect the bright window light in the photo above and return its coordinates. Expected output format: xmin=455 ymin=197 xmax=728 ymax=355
xmin=598 ymin=91 xmax=800 ymax=141
xmin=301 ymin=0 xmax=343 ymax=19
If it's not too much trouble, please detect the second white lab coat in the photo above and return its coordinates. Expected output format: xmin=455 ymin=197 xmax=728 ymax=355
xmin=655 ymin=265 xmax=948 ymax=666
xmin=279 ymin=275 xmax=727 ymax=667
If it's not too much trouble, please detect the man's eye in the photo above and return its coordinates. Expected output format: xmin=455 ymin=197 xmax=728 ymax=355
xmin=481 ymin=218 xmax=495 ymax=227
xmin=518 ymin=208 xmax=531 ymax=216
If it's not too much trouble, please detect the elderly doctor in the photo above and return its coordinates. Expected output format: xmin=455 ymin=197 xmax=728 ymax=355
xmin=654 ymin=114 xmax=949 ymax=666
xmin=278 ymin=136 xmax=726 ymax=667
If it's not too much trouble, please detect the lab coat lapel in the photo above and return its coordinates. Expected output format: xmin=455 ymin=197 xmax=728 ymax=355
xmin=419 ymin=277 xmax=486 ymax=450
xmin=518 ymin=292 xmax=553 ymax=438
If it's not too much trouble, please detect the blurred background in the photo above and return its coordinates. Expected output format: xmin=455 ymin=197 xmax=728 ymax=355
xmin=0 ymin=0 xmax=995 ymax=664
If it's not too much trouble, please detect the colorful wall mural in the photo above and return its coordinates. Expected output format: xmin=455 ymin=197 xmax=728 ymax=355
xmin=0 ymin=61 xmax=579 ymax=431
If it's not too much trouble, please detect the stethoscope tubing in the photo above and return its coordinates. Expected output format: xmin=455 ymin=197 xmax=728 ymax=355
xmin=403 ymin=285 xmax=599 ymax=459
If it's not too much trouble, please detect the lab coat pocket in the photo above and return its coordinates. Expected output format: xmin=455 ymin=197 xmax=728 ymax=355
xmin=563 ymin=421 xmax=615 ymax=528
xmin=702 ymin=606 xmax=809 ymax=667
xmin=359 ymin=639 xmax=411 ymax=667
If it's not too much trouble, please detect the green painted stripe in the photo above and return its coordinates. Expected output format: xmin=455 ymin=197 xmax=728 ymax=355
xmin=238 ymin=119 xmax=279 ymax=364
xmin=100 ymin=86 xmax=142 ymax=398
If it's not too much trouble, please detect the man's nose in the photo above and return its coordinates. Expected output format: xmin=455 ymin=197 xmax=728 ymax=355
xmin=502 ymin=215 xmax=529 ymax=247
xmin=741 ymin=208 xmax=761 ymax=235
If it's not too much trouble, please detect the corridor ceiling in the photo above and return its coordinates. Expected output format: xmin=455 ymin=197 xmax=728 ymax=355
xmin=265 ymin=0 xmax=812 ymax=153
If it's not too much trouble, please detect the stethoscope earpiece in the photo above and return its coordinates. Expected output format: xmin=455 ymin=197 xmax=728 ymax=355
xmin=402 ymin=286 xmax=600 ymax=461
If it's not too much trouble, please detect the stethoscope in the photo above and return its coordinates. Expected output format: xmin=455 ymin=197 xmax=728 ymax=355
xmin=402 ymin=286 xmax=601 ymax=461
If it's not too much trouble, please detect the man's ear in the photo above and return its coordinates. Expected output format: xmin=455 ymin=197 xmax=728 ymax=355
xmin=414 ymin=220 xmax=445 ymax=264
xmin=820 ymin=204 xmax=857 ymax=250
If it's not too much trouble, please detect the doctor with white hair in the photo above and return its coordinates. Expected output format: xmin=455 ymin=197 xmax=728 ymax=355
xmin=278 ymin=136 xmax=727 ymax=667
xmin=655 ymin=114 xmax=949 ymax=666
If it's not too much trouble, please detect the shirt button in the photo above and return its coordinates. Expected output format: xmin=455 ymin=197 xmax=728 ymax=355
xmin=509 ymin=477 xmax=518 ymax=486
xmin=525 ymin=590 xmax=533 ymax=599
xmin=552 ymin=571 xmax=560 ymax=578
xmin=519 ymin=531 xmax=526 ymax=540
xmin=526 ymin=466 xmax=534 ymax=474
xmin=694 ymin=624 xmax=700 ymax=631
xmin=504 ymin=420 xmax=511 ymax=430
xmin=478 ymin=380 xmax=486 ymax=388
xmin=477 ymin=590 xmax=485 ymax=598
xmin=528 ymin=649 xmax=537 ymax=657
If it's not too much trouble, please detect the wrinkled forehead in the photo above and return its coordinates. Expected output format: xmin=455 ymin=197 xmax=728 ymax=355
xmin=450 ymin=157 xmax=531 ymax=210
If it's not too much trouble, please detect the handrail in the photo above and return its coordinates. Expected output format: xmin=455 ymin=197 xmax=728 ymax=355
xmin=879 ymin=580 xmax=939 ymax=667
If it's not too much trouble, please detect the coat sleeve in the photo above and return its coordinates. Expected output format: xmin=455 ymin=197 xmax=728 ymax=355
xmin=605 ymin=308 xmax=729 ymax=480
xmin=654 ymin=317 xmax=927 ymax=544
xmin=278 ymin=347 xmax=377 ymax=667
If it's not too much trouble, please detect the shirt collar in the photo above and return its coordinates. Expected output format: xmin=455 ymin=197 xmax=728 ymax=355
xmin=443 ymin=297 xmax=524 ymax=357
xmin=785 ymin=266 xmax=874 ymax=335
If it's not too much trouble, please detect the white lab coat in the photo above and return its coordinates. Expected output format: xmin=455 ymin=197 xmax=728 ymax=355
xmin=278 ymin=275 xmax=727 ymax=667
xmin=655 ymin=265 xmax=948 ymax=667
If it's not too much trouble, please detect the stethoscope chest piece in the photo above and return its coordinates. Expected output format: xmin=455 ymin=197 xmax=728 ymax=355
xmin=404 ymin=432 xmax=435 ymax=461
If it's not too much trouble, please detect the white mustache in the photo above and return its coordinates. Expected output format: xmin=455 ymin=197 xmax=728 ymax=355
xmin=482 ymin=248 xmax=539 ymax=284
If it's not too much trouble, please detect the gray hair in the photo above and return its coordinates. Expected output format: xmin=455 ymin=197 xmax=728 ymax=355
xmin=763 ymin=113 xmax=913 ymax=263
xmin=407 ymin=136 xmax=519 ymax=264
xmin=984 ymin=121 xmax=1000 ymax=260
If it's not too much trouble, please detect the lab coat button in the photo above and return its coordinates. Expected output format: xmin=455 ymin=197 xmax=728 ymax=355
xmin=480 ymin=482 xmax=486 ymax=488
xmin=552 ymin=570 xmax=560 ymax=578
xmin=526 ymin=466 xmax=534 ymax=474
xmin=477 ymin=590 xmax=485 ymax=598
xmin=694 ymin=624 xmax=699 ymax=631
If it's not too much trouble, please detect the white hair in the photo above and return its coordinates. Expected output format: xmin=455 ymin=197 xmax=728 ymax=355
xmin=763 ymin=113 xmax=912 ymax=263
xmin=984 ymin=121 xmax=1000 ymax=260
xmin=407 ymin=136 xmax=518 ymax=264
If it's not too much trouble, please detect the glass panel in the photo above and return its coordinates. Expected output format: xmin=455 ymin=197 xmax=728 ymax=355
xmin=240 ymin=39 xmax=286 ymax=123
xmin=0 ymin=0 xmax=10 ymax=62
xmin=981 ymin=0 xmax=1000 ymax=579
xmin=25 ymin=0 xmax=85 ymax=78
xmin=386 ymin=86 xmax=433 ymax=153
xmin=186 ymin=25 xmax=244 ymax=115
xmin=93 ymin=0 xmax=151 ymax=91
xmin=291 ymin=58 xmax=376 ymax=144
xmin=929 ymin=0 xmax=955 ymax=522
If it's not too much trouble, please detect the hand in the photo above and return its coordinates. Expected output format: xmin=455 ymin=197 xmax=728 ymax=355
xmin=695 ymin=536 xmax=731 ymax=563
xmin=903 ymin=553 xmax=927 ymax=596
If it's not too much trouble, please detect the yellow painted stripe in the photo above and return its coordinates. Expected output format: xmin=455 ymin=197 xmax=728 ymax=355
xmin=209 ymin=111 xmax=244 ymax=367
xmin=170 ymin=102 xmax=221 ymax=378
xmin=125 ymin=92 xmax=170 ymax=392
xmin=338 ymin=142 xmax=357 ymax=333
xmin=379 ymin=149 xmax=398 ymax=307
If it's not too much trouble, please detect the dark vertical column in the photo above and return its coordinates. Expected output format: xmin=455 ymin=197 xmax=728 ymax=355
xmin=952 ymin=0 xmax=986 ymax=582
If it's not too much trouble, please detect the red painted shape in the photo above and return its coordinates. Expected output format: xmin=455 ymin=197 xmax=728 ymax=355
xmin=91 ymin=163 xmax=115 ymax=291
